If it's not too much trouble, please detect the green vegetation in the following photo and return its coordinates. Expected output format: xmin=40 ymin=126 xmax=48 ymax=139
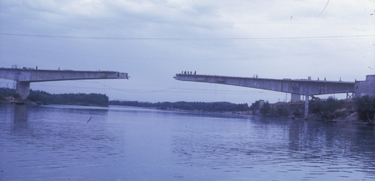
xmin=256 ymin=101 xmax=296 ymax=118
xmin=0 ymin=88 xmax=16 ymax=98
xmin=260 ymin=101 xmax=271 ymax=115
xmin=250 ymin=97 xmax=357 ymax=121
xmin=109 ymin=100 xmax=250 ymax=112
xmin=0 ymin=92 xmax=4 ymax=101
xmin=0 ymin=88 xmax=108 ymax=106
xmin=27 ymin=90 xmax=108 ymax=106
xmin=309 ymin=97 xmax=354 ymax=121
xmin=275 ymin=106 xmax=291 ymax=117
xmin=355 ymin=96 xmax=375 ymax=122
xmin=0 ymin=88 xmax=21 ymax=101
xmin=245 ymin=97 xmax=375 ymax=123
xmin=249 ymin=101 xmax=260 ymax=111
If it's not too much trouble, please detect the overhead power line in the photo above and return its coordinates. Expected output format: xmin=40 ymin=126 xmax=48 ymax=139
xmin=0 ymin=33 xmax=373 ymax=41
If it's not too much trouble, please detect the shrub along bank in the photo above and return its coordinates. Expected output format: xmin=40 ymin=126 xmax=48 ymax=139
xmin=356 ymin=96 xmax=375 ymax=122
xmin=253 ymin=96 xmax=375 ymax=123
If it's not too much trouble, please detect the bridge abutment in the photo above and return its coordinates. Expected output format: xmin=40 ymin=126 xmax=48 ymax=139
xmin=16 ymin=81 xmax=30 ymax=99
xmin=355 ymin=75 xmax=375 ymax=97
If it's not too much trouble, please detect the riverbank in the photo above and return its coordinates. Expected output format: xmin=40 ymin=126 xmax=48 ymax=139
xmin=109 ymin=100 xmax=251 ymax=113
xmin=113 ymin=98 xmax=374 ymax=125
xmin=257 ymin=98 xmax=375 ymax=125
xmin=109 ymin=103 xmax=373 ymax=126
xmin=2 ymin=87 xmax=373 ymax=125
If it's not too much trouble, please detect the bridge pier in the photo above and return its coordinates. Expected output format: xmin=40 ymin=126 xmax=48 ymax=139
xmin=16 ymin=81 xmax=30 ymax=99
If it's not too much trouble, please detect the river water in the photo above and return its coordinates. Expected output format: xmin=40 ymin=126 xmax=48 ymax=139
xmin=1 ymin=104 xmax=375 ymax=181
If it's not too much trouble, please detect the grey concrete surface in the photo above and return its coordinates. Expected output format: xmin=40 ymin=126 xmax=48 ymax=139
xmin=0 ymin=68 xmax=129 ymax=99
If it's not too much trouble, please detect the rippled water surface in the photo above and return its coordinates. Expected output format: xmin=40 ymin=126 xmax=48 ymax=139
xmin=1 ymin=104 xmax=375 ymax=180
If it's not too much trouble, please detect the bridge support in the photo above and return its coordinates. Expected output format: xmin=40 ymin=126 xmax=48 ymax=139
xmin=291 ymin=94 xmax=301 ymax=102
xmin=16 ymin=81 xmax=30 ymax=99
xmin=304 ymin=94 xmax=309 ymax=118
xmin=1 ymin=68 xmax=129 ymax=100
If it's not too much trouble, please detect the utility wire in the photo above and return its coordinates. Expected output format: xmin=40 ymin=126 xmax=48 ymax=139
xmin=1 ymin=42 xmax=372 ymax=61
xmin=1 ymin=33 xmax=373 ymax=40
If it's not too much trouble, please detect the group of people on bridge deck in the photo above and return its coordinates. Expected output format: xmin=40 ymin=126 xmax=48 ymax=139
xmin=182 ymin=71 xmax=196 ymax=75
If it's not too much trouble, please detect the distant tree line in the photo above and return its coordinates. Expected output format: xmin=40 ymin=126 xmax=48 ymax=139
xmin=109 ymin=100 xmax=250 ymax=112
xmin=27 ymin=90 xmax=108 ymax=106
xmin=0 ymin=88 xmax=108 ymax=106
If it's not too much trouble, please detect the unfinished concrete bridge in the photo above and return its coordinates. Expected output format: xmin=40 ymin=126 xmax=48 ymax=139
xmin=0 ymin=67 xmax=129 ymax=99
xmin=174 ymin=73 xmax=375 ymax=118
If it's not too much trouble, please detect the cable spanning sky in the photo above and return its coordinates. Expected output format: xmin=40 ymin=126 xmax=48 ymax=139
xmin=0 ymin=0 xmax=374 ymax=104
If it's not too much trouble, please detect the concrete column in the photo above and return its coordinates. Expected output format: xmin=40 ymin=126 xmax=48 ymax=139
xmin=16 ymin=81 xmax=30 ymax=99
xmin=304 ymin=94 xmax=309 ymax=118
xmin=290 ymin=94 xmax=301 ymax=102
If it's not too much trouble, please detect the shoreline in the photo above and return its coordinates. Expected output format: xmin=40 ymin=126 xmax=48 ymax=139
xmin=109 ymin=104 xmax=373 ymax=125
xmin=2 ymin=99 xmax=373 ymax=126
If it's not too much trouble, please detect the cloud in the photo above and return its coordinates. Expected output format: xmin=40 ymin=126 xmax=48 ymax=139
xmin=0 ymin=0 xmax=374 ymax=103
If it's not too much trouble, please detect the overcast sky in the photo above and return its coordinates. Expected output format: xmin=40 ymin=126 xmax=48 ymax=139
xmin=0 ymin=0 xmax=374 ymax=104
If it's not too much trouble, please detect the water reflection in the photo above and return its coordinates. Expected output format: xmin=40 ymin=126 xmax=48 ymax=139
xmin=2 ymin=105 xmax=375 ymax=180
xmin=172 ymin=116 xmax=375 ymax=179
xmin=42 ymin=105 xmax=110 ymax=117
xmin=14 ymin=105 xmax=28 ymax=122
xmin=11 ymin=105 xmax=29 ymax=133
xmin=2 ymin=105 xmax=124 ymax=179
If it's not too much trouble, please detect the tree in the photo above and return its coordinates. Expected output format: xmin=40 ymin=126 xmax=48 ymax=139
xmin=0 ymin=92 xmax=4 ymax=101
xmin=260 ymin=101 xmax=270 ymax=115
xmin=356 ymin=96 xmax=375 ymax=122
xmin=250 ymin=101 xmax=260 ymax=110
xmin=309 ymin=97 xmax=343 ymax=121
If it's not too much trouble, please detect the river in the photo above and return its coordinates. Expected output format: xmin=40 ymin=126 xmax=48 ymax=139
xmin=1 ymin=104 xmax=375 ymax=180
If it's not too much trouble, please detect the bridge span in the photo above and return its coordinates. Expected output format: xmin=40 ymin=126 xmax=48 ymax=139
xmin=174 ymin=73 xmax=374 ymax=118
xmin=0 ymin=67 xmax=129 ymax=99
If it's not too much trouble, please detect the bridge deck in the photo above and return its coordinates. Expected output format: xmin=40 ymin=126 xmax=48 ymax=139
xmin=0 ymin=67 xmax=129 ymax=99
xmin=174 ymin=73 xmax=355 ymax=95
xmin=0 ymin=68 xmax=128 ymax=82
